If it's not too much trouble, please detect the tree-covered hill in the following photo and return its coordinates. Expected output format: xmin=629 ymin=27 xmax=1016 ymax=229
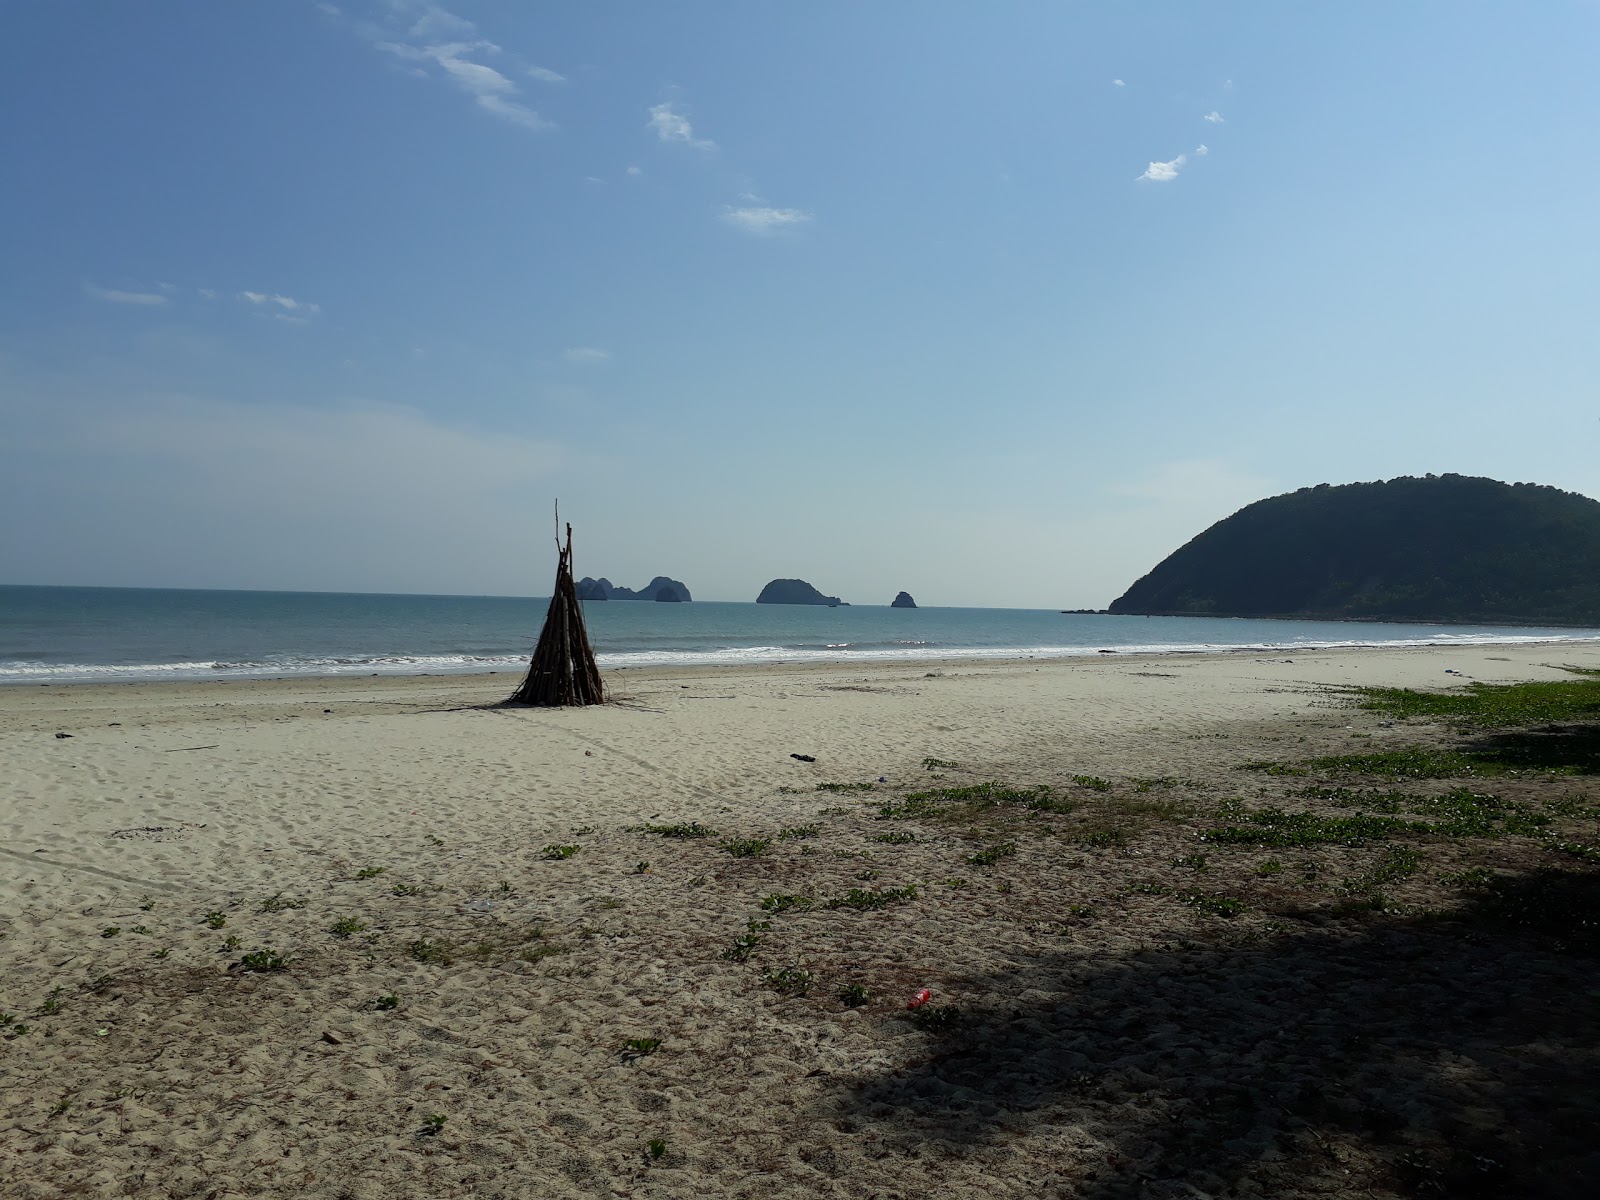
xmin=1109 ymin=475 xmax=1600 ymax=625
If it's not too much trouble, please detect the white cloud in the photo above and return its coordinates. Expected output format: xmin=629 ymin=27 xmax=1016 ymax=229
xmin=85 ymin=284 xmax=168 ymax=307
xmin=1194 ymin=143 xmax=1209 ymax=156
xmin=381 ymin=40 xmax=553 ymax=130
xmin=648 ymin=102 xmax=714 ymax=149
xmin=1203 ymin=111 xmax=1225 ymax=123
xmin=626 ymin=165 xmax=644 ymax=177
xmin=238 ymin=291 xmax=321 ymax=318
xmin=720 ymin=206 xmax=812 ymax=235
xmin=342 ymin=2 xmax=554 ymax=132
xmin=1137 ymin=153 xmax=1187 ymax=182
xmin=1113 ymin=78 xmax=1126 ymax=87
xmin=564 ymin=347 xmax=609 ymax=364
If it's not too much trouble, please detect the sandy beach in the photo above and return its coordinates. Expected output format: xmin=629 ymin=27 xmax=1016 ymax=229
xmin=3 ymin=643 xmax=1598 ymax=1198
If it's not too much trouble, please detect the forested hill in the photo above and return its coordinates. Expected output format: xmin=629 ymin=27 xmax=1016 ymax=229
xmin=1109 ymin=475 xmax=1600 ymax=625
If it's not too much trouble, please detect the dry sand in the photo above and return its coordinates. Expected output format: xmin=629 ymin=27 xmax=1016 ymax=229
xmin=2 ymin=643 xmax=1598 ymax=1198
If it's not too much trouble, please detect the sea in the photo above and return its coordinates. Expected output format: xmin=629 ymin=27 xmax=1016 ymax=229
xmin=3 ymin=584 xmax=1599 ymax=687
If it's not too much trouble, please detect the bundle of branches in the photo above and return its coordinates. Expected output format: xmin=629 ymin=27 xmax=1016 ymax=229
xmin=504 ymin=523 xmax=606 ymax=707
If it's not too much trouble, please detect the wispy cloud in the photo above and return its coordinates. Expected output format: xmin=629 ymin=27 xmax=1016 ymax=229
xmin=1203 ymin=111 xmax=1225 ymax=123
xmin=340 ymin=3 xmax=555 ymax=131
xmin=1113 ymin=78 xmax=1126 ymax=87
xmin=85 ymin=284 xmax=168 ymax=307
xmin=239 ymin=291 xmax=321 ymax=322
xmin=1194 ymin=144 xmax=1209 ymax=156
xmin=381 ymin=40 xmax=553 ymax=130
xmin=720 ymin=206 xmax=812 ymax=235
xmin=626 ymin=165 xmax=644 ymax=177
xmin=1137 ymin=154 xmax=1187 ymax=183
xmin=648 ymin=102 xmax=714 ymax=149
xmin=564 ymin=347 xmax=609 ymax=364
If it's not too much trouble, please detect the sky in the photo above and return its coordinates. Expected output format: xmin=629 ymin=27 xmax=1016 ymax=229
xmin=4 ymin=1 xmax=1599 ymax=608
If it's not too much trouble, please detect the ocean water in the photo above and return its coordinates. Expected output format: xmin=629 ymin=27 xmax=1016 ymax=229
xmin=3 ymin=584 xmax=1598 ymax=685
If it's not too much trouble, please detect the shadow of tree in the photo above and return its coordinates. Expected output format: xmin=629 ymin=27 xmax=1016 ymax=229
xmin=834 ymin=870 xmax=1600 ymax=1199
xmin=1463 ymin=725 xmax=1600 ymax=775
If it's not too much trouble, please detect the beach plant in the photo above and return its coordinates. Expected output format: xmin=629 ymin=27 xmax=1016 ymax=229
xmin=1352 ymin=671 xmax=1600 ymax=726
xmin=760 ymin=893 xmax=813 ymax=914
xmin=718 ymin=837 xmax=770 ymax=858
xmin=646 ymin=1139 xmax=668 ymax=1161
xmin=942 ymin=877 xmax=969 ymax=888
xmin=258 ymin=891 xmax=305 ymax=913
xmin=777 ymin=824 xmax=819 ymax=840
xmin=375 ymin=993 xmax=401 ymax=1010
xmin=84 ymin=974 xmax=117 ymax=994
xmin=826 ymin=884 xmax=918 ymax=910
xmin=36 ymin=990 xmax=64 ymax=1016
xmin=622 ymin=1036 xmax=662 ymax=1057
xmin=906 ymin=1005 xmax=965 ymax=1032
xmin=1172 ymin=853 xmax=1210 ymax=872
xmin=763 ymin=967 xmax=814 ymax=996
xmin=541 ymin=844 xmax=580 ymax=859
xmin=202 ymin=911 xmax=227 ymax=929
xmin=966 ymin=842 xmax=1017 ymax=866
xmin=422 ymin=1114 xmax=446 ymax=1134
xmin=520 ymin=942 xmax=570 ymax=964
xmin=49 ymin=1094 xmax=74 ymax=1117
xmin=407 ymin=938 xmax=455 ymax=964
xmin=838 ymin=982 xmax=870 ymax=1007
xmin=633 ymin=861 xmax=651 ymax=874
xmin=1438 ymin=866 xmax=1500 ymax=889
xmin=329 ymin=917 xmax=369 ymax=938
xmin=1132 ymin=776 xmax=1179 ymax=792
xmin=1070 ymin=774 xmax=1114 ymax=792
xmin=354 ymin=867 xmax=388 ymax=879
xmin=138 ymin=896 xmax=154 ymax=911
xmin=1127 ymin=882 xmax=1171 ymax=895
xmin=1256 ymin=859 xmax=1285 ymax=876
xmin=571 ymin=825 xmax=595 ymax=836
xmin=391 ymin=883 xmax=429 ymax=896
xmin=817 ymin=782 xmax=875 ymax=792
xmin=222 ymin=936 xmax=243 ymax=951
xmin=1068 ymin=904 xmax=1098 ymax=919
xmin=1236 ymin=760 xmax=1310 ymax=776
xmin=923 ymin=757 xmax=961 ymax=770
xmin=151 ymin=947 xmax=171 ymax=959
xmin=722 ymin=932 xmax=763 ymax=961
xmin=100 ymin=926 xmax=120 ymax=938
xmin=1177 ymin=891 xmax=1247 ymax=918
xmin=630 ymin=821 xmax=718 ymax=838
xmin=874 ymin=831 xmax=916 ymax=844
xmin=995 ymin=881 xmax=1013 ymax=894
xmin=425 ymin=834 xmax=445 ymax=846
xmin=129 ymin=925 xmax=149 ymax=935
xmin=1075 ymin=828 xmax=1128 ymax=849
xmin=236 ymin=949 xmax=290 ymax=971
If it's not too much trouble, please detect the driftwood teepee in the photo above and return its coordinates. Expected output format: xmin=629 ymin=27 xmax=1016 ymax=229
xmin=504 ymin=522 xmax=605 ymax=707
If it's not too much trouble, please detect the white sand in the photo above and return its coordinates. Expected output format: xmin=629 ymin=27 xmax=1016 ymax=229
xmin=2 ymin=642 xmax=1597 ymax=1198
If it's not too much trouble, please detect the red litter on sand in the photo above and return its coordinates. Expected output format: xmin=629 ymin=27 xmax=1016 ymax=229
xmin=907 ymin=988 xmax=933 ymax=1010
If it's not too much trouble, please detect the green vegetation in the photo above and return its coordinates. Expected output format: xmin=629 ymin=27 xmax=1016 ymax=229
xmin=922 ymin=757 xmax=961 ymax=770
xmin=763 ymin=967 xmax=814 ymax=995
xmin=826 ymin=885 xmax=918 ymax=910
xmin=235 ymin=949 xmax=290 ymax=972
xmin=967 ymin=842 xmax=1017 ymax=866
xmin=876 ymin=781 xmax=1073 ymax=821
xmin=375 ymin=993 xmax=400 ymax=1010
xmin=540 ymin=844 xmax=580 ymax=859
xmin=622 ymin=1037 xmax=662 ymax=1056
xmin=838 ymin=982 xmax=870 ymax=1007
xmin=354 ymin=867 xmax=387 ymax=879
xmin=1070 ymin=774 xmax=1114 ymax=792
xmin=258 ymin=891 xmax=305 ymax=913
xmin=777 ymin=825 xmax=819 ymax=840
xmin=1109 ymin=474 xmax=1600 ymax=624
xmin=1355 ymin=669 xmax=1600 ymax=726
xmin=874 ymin=831 xmax=917 ymax=844
xmin=816 ymin=782 xmax=874 ymax=792
xmin=201 ymin=911 xmax=227 ymax=929
xmin=329 ymin=917 xmax=369 ymax=938
xmin=718 ymin=837 xmax=770 ymax=858
xmin=629 ymin=821 xmax=718 ymax=838
xmin=646 ymin=1139 xmax=668 ymax=1161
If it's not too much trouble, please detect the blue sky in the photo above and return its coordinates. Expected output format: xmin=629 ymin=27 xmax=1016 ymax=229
xmin=4 ymin=1 xmax=1599 ymax=607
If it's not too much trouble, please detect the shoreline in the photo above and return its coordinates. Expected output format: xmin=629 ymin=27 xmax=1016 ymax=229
xmin=6 ymin=628 xmax=1600 ymax=693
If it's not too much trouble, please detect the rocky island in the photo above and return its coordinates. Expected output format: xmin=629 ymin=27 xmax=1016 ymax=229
xmin=756 ymin=579 xmax=846 ymax=606
xmin=1109 ymin=474 xmax=1600 ymax=625
xmin=575 ymin=576 xmax=692 ymax=602
xmin=890 ymin=591 xmax=917 ymax=608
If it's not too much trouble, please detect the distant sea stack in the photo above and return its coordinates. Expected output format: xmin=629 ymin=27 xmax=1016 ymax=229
xmin=757 ymin=579 xmax=846 ymax=606
xmin=575 ymin=576 xmax=692 ymax=602
xmin=1109 ymin=474 xmax=1600 ymax=625
xmin=890 ymin=591 xmax=917 ymax=609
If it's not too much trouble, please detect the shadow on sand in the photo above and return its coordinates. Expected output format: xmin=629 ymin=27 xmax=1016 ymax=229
xmin=834 ymin=869 xmax=1600 ymax=1199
